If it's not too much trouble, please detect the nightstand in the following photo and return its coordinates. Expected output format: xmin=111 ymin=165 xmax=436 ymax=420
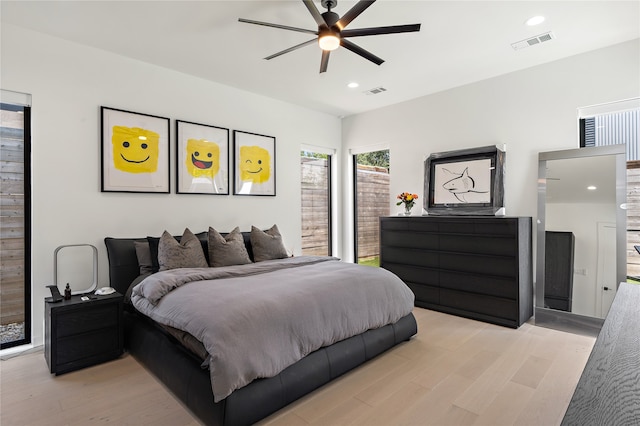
xmin=44 ymin=292 xmax=123 ymax=375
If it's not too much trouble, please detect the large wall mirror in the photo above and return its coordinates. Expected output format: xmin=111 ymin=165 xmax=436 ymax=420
xmin=536 ymin=145 xmax=626 ymax=336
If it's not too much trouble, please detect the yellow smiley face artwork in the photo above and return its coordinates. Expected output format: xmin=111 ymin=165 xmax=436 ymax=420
xmin=186 ymin=139 xmax=220 ymax=178
xmin=111 ymin=126 xmax=159 ymax=173
xmin=239 ymin=145 xmax=271 ymax=184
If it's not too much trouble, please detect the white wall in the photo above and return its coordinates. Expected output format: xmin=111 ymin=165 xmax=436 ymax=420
xmin=1 ymin=23 xmax=342 ymax=347
xmin=341 ymin=39 xmax=640 ymax=260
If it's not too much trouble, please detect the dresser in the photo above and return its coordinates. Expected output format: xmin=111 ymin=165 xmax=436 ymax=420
xmin=45 ymin=292 xmax=123 ymax=374
xmin=561 ymin=282 xmax=640 ymax=425
xmin=544 ymin=231 xmax=575 ymax=311
xmin=380 ymin=216 xmax=533 ymax=328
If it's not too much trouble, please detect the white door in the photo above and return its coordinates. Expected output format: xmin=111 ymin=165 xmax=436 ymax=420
xmin=596 ymin=222 xmax=617 ymax=318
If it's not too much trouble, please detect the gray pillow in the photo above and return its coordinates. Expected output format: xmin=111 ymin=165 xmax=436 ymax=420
xmin=208 ymin=227 xmax=252 ymax=267
xmin=250 ymin=224 xmax=288 ymax=262
xmin=133 ymin=240 xmax=154 ymax=275
xmin=158 ymin=228 xmax=208 ymax=271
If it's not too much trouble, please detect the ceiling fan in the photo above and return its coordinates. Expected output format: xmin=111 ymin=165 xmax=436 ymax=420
xmin=239 ymin=0 xmax=421 ymax=73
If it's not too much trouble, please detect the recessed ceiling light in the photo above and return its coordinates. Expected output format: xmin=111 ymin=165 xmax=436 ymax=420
xmin=347 ymin=82 xmax=359 ymax=88
xmin=587 ymin=185 xmax=597 ymax=190
xmin=526 ymin=16 xmax=545 ymax=26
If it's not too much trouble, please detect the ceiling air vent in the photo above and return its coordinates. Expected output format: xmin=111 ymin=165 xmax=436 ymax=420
xmin=364 ymin=86 xmax=387 ymax=95
xmin=511 ymin=31 xmax=555 ymax=50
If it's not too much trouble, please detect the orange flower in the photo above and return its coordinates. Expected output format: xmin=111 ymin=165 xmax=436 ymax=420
xmin=396 ymin=192 xmax=419 ymax=206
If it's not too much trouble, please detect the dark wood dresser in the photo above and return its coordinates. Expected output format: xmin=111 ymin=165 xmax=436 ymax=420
xmin=544 ymin=231 xmax=575 ymax=311
xmin=562 ymin=282 xmax=640 ymax=425
xmin=380 ymin=215 xmax=533 ymax=328
xmin=45 ymin=292 xmax=123 ymax=374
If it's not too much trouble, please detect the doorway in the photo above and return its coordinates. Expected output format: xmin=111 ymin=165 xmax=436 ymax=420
xmin=596 ymin=222 xmax=617 ymax=318
xmin=353 ymin=149 xmax=389 ymax=266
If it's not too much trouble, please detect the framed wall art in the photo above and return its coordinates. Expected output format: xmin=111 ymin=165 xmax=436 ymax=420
xmin=233 ymin=130 xmax=276 ymax=196
xmin=101 ymin=106 xmax=170 ymax=193
xmin=424 ymin=145 xmax=505 ymax=215
xmin=176 ymin=120 xmax=229 ymax=195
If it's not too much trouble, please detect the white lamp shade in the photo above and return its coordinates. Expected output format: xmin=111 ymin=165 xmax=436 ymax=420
xmin=318 ymin=34 xmax=340 ymax=51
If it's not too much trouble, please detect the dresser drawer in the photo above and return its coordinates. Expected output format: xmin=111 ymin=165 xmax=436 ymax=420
xmin=439 ymin=234 xmax=516 ymax=256
xmin=383 ymin=263 xmax=439 ymax=287
xmin=381 ymin=246 xmax=438 ymax=267
xmin=440 ymin=270 xmax=517 ymax=299
xmin=56 ymin=328 xmax=120 ymax=365
xmin=440 ymin=289 xmax=517 ymax=321
xmin=57 ymin=304 xmax=119 ymax=337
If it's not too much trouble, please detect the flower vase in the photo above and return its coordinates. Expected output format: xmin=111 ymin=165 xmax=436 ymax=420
xmin=404 ymin=204 xmax=413 ymax=216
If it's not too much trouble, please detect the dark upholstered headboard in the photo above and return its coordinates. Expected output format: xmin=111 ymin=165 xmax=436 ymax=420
xmin=104 ymin=237 xmax=145 ymax=295
xmin=104 ymin=232 xmax=254 ymax=295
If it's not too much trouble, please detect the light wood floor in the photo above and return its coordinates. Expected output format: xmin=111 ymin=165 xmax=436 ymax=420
xmin=0 ymin=308 xmax=595 ymax=426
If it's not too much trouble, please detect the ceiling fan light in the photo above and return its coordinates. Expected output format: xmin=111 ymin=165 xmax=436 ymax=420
xmin=319 ymin=34 xmax=340 ymax=51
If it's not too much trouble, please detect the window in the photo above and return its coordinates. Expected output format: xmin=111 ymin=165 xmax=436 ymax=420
xmin=1 ymin=98 xmax=31 ymax=349
xmin=301 ymin=150 xmax=332 ymax=256
xmin=353 ymin=149 xmax=390 ymax=266
xmin=580 ymin=108 xmax=639 ymax=159
xmin=578 ymin=98 xmax=640 ymax=279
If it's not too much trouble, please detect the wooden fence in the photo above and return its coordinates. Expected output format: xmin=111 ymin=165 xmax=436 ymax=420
xmin=301 ymin=157 xmax=330 ymax=256
xmin=626 ymin=162 xmax=640 ymax=277
xmin=301 ymin=160 xmax=390 ymax=260
xmin=355 ymin=165 xmax=390 ymax=259
xmin=1 ymin=113 xmax=26 ymax=326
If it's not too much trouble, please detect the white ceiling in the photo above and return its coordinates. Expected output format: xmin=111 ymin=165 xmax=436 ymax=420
xmin=2 ymin=1 xmax=639 ymax=117
xmin=545 ymin=155 xmax=617 ymax=204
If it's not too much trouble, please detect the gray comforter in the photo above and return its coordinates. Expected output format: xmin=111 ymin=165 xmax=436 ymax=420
xmin=131 ymin=256 xmax=414 ymax=401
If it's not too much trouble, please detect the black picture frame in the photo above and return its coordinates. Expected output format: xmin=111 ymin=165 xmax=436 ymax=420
xmin=233 ymin=130 xmax=276 ymax=196
xmin=101 ymin=106 xmax=170 ymax=193
xmin=424 ymin=145 xmax=505 ymax=215
xmin=176 ymin=120 xmax=230 ymax=195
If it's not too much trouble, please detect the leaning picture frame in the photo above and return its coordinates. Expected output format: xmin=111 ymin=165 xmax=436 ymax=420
xmin=176 ymin=120 xmax=229 ymax=195
xmin=101 ymin=106 xmax=170 ymax=193
xmin=424 ymin=145 xmax=505 ymax=215
xmin=233 ymin=130 xmax=276 ymax=196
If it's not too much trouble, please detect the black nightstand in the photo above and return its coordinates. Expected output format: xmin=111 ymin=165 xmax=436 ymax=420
xmin=44 ymin=292 xmax=123 ymax=375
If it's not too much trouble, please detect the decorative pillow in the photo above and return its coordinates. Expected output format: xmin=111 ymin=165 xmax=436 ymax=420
xmin=133 ymin=240 xmax=154 ymax=275
xmin=148 ymin=231 xmax=208 ymax=272
xmin=250 ymin=224 xmax=288 ymax=262
xmin=158 ymin=228 xmax=208 ymax=271
xmin=208 ymin=227 xmax=252 ymax=267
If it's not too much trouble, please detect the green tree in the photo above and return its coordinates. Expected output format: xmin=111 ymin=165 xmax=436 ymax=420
xmin=301 ymin=151 xmax=328 ymax=159
xmin=356 ymin=150 xmax=389 ymax=170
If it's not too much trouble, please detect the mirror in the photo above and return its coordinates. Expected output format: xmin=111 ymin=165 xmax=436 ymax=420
xmin=535 ymin=145 xmax=626 ymax=336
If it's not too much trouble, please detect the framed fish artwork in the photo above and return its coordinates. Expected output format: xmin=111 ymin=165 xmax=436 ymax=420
xmin=424 ymin=145 xmax=505 ymax=215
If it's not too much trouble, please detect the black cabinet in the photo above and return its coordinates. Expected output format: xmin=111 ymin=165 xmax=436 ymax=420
xmin=380 ymin=216 xmax=533 ymax=328
xmin=45 ymin=292 xmax=123 ymax=374
xmin=544 ymin=231 xmax=575 ymax=312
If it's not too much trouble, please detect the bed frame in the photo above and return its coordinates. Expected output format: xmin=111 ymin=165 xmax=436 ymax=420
xmin=105 ymin=235 xmax=418 ymax=426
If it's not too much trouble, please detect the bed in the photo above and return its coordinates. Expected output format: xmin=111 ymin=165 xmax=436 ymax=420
xmin=104 ymin=227 xmax=418 ymax=425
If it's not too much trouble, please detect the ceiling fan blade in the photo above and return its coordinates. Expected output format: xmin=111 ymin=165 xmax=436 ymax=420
xmin=239 ymin=18 xmax=317 ymax=35
xmin=336 ymin=0 xmax=376 ymax=30
xmin=264 ymin=39 xmax=317 ymax=60
xmin=340 ymin=38 xmax=384 ymax=65
xmin=302 ymin=0 xmax=327 ymax=28
xmin=342 ymin=23 xmax=421 ymax=38
xmin=320 ymin=50 xmax=330 ymax=73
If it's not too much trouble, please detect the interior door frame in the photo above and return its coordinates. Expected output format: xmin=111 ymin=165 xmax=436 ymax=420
xmin=596 ymin=221 xmax=617 ymax=318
